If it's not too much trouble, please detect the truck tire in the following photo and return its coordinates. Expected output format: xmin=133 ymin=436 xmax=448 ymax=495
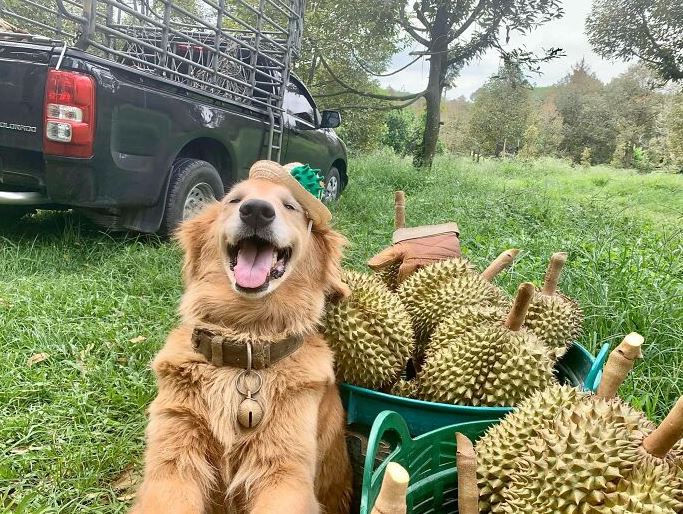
xmin=322 ymin=166 xmax=342 ymax=203
xmin=161 ymin=158 xmax=224 ymax=235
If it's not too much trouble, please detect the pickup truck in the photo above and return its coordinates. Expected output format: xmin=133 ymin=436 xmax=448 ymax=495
xmin=0 ymin=0 xmax=347 ymax=234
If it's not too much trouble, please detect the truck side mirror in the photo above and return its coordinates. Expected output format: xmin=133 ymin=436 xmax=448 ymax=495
xmin=320 ymin=110 xmax=341 ymax=129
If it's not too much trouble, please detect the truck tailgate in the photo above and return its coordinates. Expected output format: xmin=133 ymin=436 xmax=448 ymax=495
xmin=0 ymin=43 xmax=52 ymax=153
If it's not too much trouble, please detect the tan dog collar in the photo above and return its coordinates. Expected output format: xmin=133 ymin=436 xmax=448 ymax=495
xmin=191 ymin=326 xmax=304 ymax=369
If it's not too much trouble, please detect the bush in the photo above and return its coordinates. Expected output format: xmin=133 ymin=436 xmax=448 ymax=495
xmin=634 ymin=146 xmax=654 ymax=173
xmin=381 ymin=109 xmax=421 ymax=156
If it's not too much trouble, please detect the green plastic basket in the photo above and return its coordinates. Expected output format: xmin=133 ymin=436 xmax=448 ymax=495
xmin=360 ymin=410 xmax=498 ymax=514
xmin=342 ymin=341 xmax=609 ymax=436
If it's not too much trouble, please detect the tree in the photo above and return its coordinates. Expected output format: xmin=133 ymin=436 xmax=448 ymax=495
xmin=441 ymin=95 xmax=474 ymax=154
xmin=397 ymin=0 xmax=563 ymax=167
xmin=586 ymin=0 xmax=683 ymax=82
xmin=554 ymin=60 xmax=616 ymax=163
xmin=315 ymin=0 xmax=563 ymax=167
xmin=467 ymin=61 xmax=532 ymax=156
xmin=604 ymin=65 xmax=661 ymax=167
xmin=382 ymin=109 xmax=422 ymax=156
xmin=294 ymin=0 xmax=405 ymax=151
xmin=521 ymin=96 xmax=563 ymax=157
xmin=666 ymin=92 xmax=683 ymax=171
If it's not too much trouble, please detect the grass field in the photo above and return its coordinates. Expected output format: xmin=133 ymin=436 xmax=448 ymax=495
xmin=1 ymin=152 xmax=682 ymax=512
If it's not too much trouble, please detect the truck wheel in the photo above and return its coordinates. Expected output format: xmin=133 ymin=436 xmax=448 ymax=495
xmin=322 ymin=166 xmax=341 ymax=203
xmin=161 ymin=158 xmax=224 ymax=235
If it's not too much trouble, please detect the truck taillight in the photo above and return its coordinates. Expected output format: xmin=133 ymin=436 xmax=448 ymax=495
xmin=44 ymin=69 xmax=96 ymax=158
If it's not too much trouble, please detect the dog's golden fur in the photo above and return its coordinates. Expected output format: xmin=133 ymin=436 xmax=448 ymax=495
xmin=131 ymin=179 xmax=352 ymax=514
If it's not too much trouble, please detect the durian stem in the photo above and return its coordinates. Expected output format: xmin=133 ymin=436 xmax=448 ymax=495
xmin=394 ymin=191 xmax=406 ymax=230
xmin=481 ymin=249 xmax=520 ymax=282
xmin=371 ymin=462 xmax=410 ymax=514
xmin=541 ymin=252 xmax=567 ymax=296
xmin=505 ymin=282 xmax=535 ymax=331
xmin=456 ymin=433 xmax=479 ymax=514
xmin=642 ymin=396 xmax=683 ymax=458
xmin=596 ymin=333 xmax=644 ymax=399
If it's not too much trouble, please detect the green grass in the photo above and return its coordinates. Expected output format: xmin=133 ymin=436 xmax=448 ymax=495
xmin=1 ymin=152 xmax=682 ymax=512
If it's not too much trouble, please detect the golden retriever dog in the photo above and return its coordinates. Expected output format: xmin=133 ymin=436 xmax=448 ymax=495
xmin=131 ymin=162 xmax=352 ymax=514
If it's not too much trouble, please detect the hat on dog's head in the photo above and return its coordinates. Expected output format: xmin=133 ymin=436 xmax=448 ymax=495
xmin=249 ymin=160 xmax=332 ymax=227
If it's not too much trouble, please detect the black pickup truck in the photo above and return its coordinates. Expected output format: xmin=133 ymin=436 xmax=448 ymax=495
xmin=0 ymin=0 xmax=347 ymax=234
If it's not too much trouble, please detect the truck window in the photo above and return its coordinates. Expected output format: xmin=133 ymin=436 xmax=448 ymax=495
xmin=283 ymin=81 xmax=316 ymax=126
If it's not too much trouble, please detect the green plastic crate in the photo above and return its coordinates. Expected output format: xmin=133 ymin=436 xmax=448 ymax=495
xmin=360 ymin=410 xmax=498 ymax=514
xmin=342 ymin=341 xmax=609 ymax=436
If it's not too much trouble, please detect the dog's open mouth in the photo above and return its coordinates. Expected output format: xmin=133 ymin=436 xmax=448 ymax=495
xmin=227 ymin=236 xmax=292 ymax=292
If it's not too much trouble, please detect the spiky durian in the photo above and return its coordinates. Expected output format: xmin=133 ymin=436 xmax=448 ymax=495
xmin=497 ymin=396 xmax=683 ymax=514
xmin=600 ymin=461 xmax=683 ymax=513
xmin=475 ymin=336 xmax=683 ymax=514
xmin=428 ymin=304 xmax=507 ymax=355
xmin=414 ymin=283 xmax=557 ymax=407
xmin=374 ymin=260 xmax=401 ymax=291
xmin=323 ymin=271 xmax=414 ymax=389
xmin=525 ymin=252 xmax=583 ymax=360
xmin=476 ymin=383 xmax=586 ymax=512
xmin=390 ymin=378 xmax=417 ymax=399
xmin=498 ymin=396 xmax=654 ymax=512
xmin=397 ymin=257 xmax=509 ymax=342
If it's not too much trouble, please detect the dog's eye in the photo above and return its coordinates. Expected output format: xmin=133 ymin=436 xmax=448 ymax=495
xmin=228 ymin=198 xmax=241 ymax=204
xmin=284 ymin=203 xmax=296 ymax=211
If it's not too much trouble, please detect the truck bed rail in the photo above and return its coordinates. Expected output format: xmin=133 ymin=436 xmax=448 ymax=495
xmin=0 ymin=0 xmax=304 ymax=161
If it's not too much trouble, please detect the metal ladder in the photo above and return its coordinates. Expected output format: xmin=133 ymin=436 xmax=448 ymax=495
xmin=262 ymin=0 xmax=302 ymax=163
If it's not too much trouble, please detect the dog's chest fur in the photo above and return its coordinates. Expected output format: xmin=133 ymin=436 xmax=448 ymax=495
xmin=154 ymin=328 xmax=337 ymax=506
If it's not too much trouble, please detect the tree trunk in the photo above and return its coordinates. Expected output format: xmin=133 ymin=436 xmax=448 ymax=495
xmin=414 ymin=7 xmax=449 ymax=169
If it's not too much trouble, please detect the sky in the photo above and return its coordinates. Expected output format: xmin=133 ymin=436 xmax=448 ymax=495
xmin=378 ymin=0 xmax=631 ymax=100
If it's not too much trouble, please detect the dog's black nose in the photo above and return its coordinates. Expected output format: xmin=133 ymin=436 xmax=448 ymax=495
xmin=239 ymin=199 xmax=275 ymax=228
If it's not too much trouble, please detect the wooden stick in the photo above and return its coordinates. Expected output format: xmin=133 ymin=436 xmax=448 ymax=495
xmin=371 ymin=462 xmax=410 ymax=514
xmin=456 ymin=433 xmax=479 ymax=514
xmin=642 ymin=396 xmax=683 ymax=458
xmin=481 ymin=249 xmax=520 ymax=282
xmin=541 ymin=252 xmax=567 ymax=295
xmin=505 ymin=282 xmax=535 ymax=331
xmin=595 ymin=333 xmax=644 ymax=399
xmin=394 ymin=191 xmax=406 ymax=230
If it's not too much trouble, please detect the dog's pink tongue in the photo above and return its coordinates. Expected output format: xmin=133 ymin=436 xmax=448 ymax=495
xmin=234 ymin=240 xmax=273 ymax=289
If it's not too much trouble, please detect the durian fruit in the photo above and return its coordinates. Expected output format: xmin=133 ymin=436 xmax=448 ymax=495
xmin=524 ymin=252 xmax=583 ymax=360
xmin=476 ymin=334 xmax=642 ymax=511
xmin=375 ymin=260 xmax=402 ymax=292
xmin=427 ymin=304 xmax=507 ymax=355
xmin=475 ymin=334 xmax=683 ymax=514
xmin=397 ymin=250 xmax=518 ymax=342
xmin=323 ymin=271 xmax=414 ymax=389
xmin=390 ymin=378 xmax=417 ymax=399
xmin=414 ymin=283 xmax=557 ymax=407
xmin=498 ymin=395 xmax=683 ymax=514
xmin=476 ymin=383 xmax=586 ymax=512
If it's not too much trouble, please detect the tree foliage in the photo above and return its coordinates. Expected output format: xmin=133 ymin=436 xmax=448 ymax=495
xmin=467 ymin=61 xmax=532 ymax=155
xmin=586 ymin=0 xmax=683 ymax=82
xmin=553 ymin=61 xmax=616 ymax=163
xmin=396 ymin=0 xmax=564 ymax=167
xmin=521 ymin=96 xmax=563 ymax=158
xmin=293 ymin=0 xmax=405 ymax=151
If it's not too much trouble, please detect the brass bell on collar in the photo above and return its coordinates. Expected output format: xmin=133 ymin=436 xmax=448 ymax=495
xmin=237 ymin=397 xmax=264 ymax=429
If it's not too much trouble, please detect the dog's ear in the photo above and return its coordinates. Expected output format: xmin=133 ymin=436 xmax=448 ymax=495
xmin=174 ymin=202 xmax=222 ymax=286
xmin=317 ymin=226 xmax=351 ymax=302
